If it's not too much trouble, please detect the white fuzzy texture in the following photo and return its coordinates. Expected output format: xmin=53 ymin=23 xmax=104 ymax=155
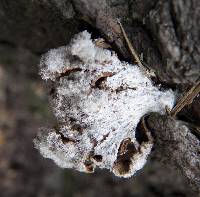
xmin=39 ymin=46 xmax=70 ymax=80
xmin=34 ymin=31 xmax=176 ymax=177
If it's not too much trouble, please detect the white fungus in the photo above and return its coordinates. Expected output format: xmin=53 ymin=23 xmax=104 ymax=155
xmin=34 ymin=30 xmax=176 ymax=177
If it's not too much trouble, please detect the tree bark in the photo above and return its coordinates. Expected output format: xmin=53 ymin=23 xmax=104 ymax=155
xmin=147 ymin=113 xmax=200 ymax=194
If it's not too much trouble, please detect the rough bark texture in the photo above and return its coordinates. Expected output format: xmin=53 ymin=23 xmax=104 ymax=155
xmin=147 ymin=113 xmax=200 ymax=194
xmin=0 ymin=0 xmax=199 ymax=196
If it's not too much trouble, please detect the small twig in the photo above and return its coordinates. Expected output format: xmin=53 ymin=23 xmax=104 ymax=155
xmin=117 ymin=19 xmax=150 ymax=76
xmin=170 ymin=80 xmax=200 ymax=117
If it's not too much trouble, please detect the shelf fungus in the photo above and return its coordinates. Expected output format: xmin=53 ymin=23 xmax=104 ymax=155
xmin=34 ymin=31 xmax=175 ymax=178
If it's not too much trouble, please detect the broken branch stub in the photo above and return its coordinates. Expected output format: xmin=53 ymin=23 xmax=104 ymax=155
xmin=34 ymin=31 xmax=175 ymax=177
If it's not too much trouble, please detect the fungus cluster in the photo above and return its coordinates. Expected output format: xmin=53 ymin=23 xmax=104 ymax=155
xmin=34 ymin=31 xmax=175 ymax=177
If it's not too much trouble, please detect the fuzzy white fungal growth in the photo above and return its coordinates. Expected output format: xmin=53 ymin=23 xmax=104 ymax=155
xmin=34 ymin=30 xmax=176 ymax=177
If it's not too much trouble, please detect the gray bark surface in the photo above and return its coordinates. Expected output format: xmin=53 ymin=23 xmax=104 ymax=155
xmin=147 ymin=113 xmax=200 ymax=194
